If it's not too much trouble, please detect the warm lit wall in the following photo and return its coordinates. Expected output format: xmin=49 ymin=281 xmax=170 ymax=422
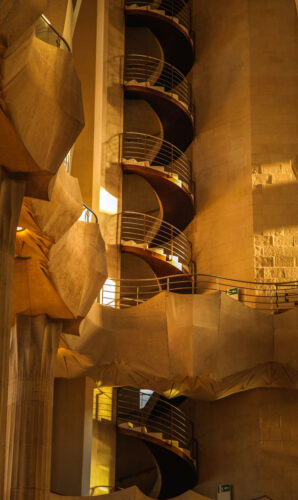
xmin=189 ymin=0 xmax=254 ymax=280
xmin=189 ymin=0 xmax=298 ymax=281
xmin=91 ymin=418 xmax=116 ymax=495
xmin=93 ymin=0 xmax=125 ymax=279
xmin=71 ymin=0 xmax=97 ymax=207
xmin=194 ymin=388 xmax=298 ymax=500
xmin=51 ymin=377 xmax=94 ymax=496
xmin=249 ymin=0 xmax=298 ymax=282
xmin=44 ymin=0 xmax=68 ymax=35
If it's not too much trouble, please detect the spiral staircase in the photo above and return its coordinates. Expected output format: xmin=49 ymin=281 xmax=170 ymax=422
xmin=113 ymin=2 xmax=198 ymax=497
xmin=94 ymin=387 xmax=198 ymax=499
xmin=121 ymin=0 xmax=195 ymax=288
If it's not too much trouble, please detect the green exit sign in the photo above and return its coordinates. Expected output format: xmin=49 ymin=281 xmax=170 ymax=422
xmin=218 ymin=484 xmax=231 ymax=492
xmin=225 ymin=287 xmax=238 ymax=295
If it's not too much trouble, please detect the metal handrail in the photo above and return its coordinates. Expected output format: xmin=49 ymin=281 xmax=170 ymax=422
xmin=119 ymin=211 xmax=192 ymax=268
xmin=35 ymin=14 xmax=71 ymax=52
xmin=79 ymin=203 xmax=98 ymax=223
xmin=120 ymin=132 xmax=192 ymax=191
xmin=99 ymin=273 xmax=298 ymax=312
xmin=94 ymin=387 xmax=195 ymax=456
xmin=124 ymin=54 xmax=192 ymax=114
xmin=125 ymin=0 xmax=192 ymax=33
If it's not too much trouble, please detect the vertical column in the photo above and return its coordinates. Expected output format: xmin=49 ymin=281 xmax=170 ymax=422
xmin=0 ymin=168 xmax=25 ymax=499
xmin=51 ymin=376 xmax=94 ymax=496
xmin=5 ymin=314 xmax=61 ymax=500
xmin=90 ymin=387 xmax=117 ymax=495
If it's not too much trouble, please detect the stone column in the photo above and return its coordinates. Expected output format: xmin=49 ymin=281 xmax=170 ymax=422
xmin=5 ymin=314 xmax=62 ymax=500
xmin=0 ymin=168 xmax=25 ymax=499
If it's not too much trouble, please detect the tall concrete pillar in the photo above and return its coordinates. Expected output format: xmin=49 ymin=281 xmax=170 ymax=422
xmin=51 ymin=376 xmax=94 ymax=496
xmin=5 ymin=314 xmax=61 ymax=500
xmin=0 ymin=168 xmax=25 ymax=499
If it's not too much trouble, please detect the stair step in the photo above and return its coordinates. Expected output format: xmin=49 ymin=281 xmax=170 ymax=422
xmin=118 ymin=421 xmax=134 ymax=429
xmin=147 ymin=431 xmax=163 ymax=439
xmin=133 ymin=425 xmax=148 ymax=433
xmin=121 ymin=240 xmax=149 ymax=250
xmin=153 ymin=247 xmax=165 ymax=255
xmin=164 ymin=439 xmax=180 ymax=447
xmin=122 ymin=158 xmax=150 ymax=167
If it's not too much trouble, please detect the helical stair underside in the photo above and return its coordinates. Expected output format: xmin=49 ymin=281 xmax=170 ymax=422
xmin=121 ymin=0 xmax=195 ymax=283
xmin=94 ymin=387 xmax=197 ymax=498
xmin=113 ymin=2 xmax=197 ymax=496
xmin=125 ymin=0 xmax=194 ymax=75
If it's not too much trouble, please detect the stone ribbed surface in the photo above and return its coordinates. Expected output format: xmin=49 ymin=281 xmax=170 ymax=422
xmin=0 ymin=168 xmax=25 ymax=498
xmin=5 ymin=315 xmax=61 ymax=500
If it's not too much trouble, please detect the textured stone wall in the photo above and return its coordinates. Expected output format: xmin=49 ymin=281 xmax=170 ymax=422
xmin=189 ymin=0 xmax=298 ymax=281
xmin=194 ymin=388 xmax=298 ymax=500
xmin=189 ymin=0 xmax=254 ymax=280
xmin=253 ymin=162 xmax=298 ymax=282
xmin=249 ymin=0 xmax=298 ymax=283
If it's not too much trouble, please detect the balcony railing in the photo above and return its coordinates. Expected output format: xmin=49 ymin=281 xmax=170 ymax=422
xmin=35 ymin=14 xmax=71 ymax=51
xmin=120 ymin=211 xmax=192 ymax=270
xmin=124 ymin=54 xmax=192 ymax=114
xmin=79 ymin=203 xmax=98 ymax=223
xmin=125 ymin=0 xmax=192 ymax=34
xmin=100 ymin=273 xmax=298 ymax=312
xmin=94 ymin=387 xmax=196 ymax=461
xmin=121 ymin=132 xmax=192 ymax=192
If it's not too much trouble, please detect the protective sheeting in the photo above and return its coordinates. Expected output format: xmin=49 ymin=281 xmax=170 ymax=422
xmin=49 ymin=221 xmax=107 ymax=317
xmin=2 ymin=36 xmax=84 ymax=174
xmin=56 ymin=292 xmax=298 ymax=400
xmin=31 ymin=167 xmax=83 ymax=242
xmin=0 ymin=0 xmax=48 ymax=46
xmin=13 ymin=171 xmax=107 ymax=321
xmin=50 ymin=484 xmax=214 ymax=500
xmin=1 ymin=0 xmax=84 ymax=176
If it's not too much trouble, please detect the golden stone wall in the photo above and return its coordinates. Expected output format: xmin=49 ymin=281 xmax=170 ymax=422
xmin=253 ymin=162 xmax=298 ymax=282
xmin=194 ymin=388 xmax=298 ymax=500
xmin=190 ymin=0 xmax=298 ymax=282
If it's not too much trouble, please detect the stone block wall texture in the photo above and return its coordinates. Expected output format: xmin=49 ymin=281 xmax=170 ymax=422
xmin=194 ymin=388 xmax=298 ymax=500
xmin=253 ymin=162 xmax=298 ymax=282
xmin=190 ymin=0 xmax=298 ymax=281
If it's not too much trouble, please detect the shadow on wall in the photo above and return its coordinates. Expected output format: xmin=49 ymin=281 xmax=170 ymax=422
xmin=253 ymin=182 xmax=298 ymax=232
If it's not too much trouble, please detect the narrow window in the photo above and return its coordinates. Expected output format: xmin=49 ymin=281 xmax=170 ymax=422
xmin=139 ymin=389 xmax=153 ymax=409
